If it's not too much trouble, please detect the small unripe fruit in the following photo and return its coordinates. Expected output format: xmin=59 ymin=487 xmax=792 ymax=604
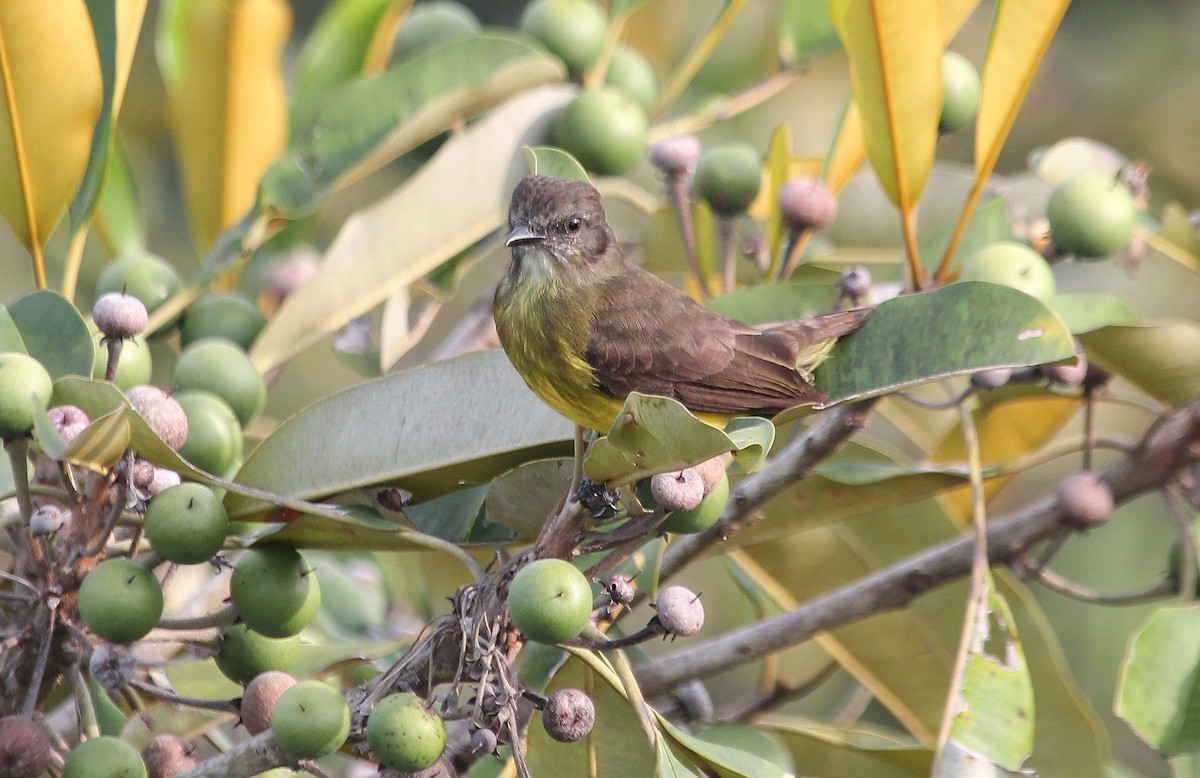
xmin=231 ymin=546 xmax=321 ymax=638
xmin=241 ymin=671 xmax=297 ymax=735
xmin=63 ymin=736 xmax=147 ymax=778
xmin=1041 ymin=353 xmax=1088 ymax=388
xmin=958 ymin=241 xmax=1057 ymax=303
xmin=552 ymin=88 xmax=648 ymax=176
xmin=93 ymin=293 xmax=149 ymax=340
xmin=175 ymin=391 xmax=243 ymax=476
xmin=660 ymin=472 xmax=728 ymax=534
xmin=971 ymin=367 xmax=1013 ymax=390
xmin=367 ymin=692 xmax=448 ymax=772
xmin=938 ymin=51 xmax=981 ymax=134
xmin=180 ymin=293 xmax=266 ymax=352
xmin=272 ymin=680 xmax=351 ymax=759
xmin=674 ymin=678 xmax=714 ymax=723
xmin=542 ymin=688 xmax=595 ymax=742
xmin=0 ymin=715 xmax=51 ymax=778
xmin=650 ymin=468 xmax=705 ymax=512
xmin=604 ymin=573 xmax=635 ymax=606
xmin=507 ymin=558 xmax=593 ymax=644
xmin=654 ymin=585 xmax=704 ymax=637
xmin=392 ymin=1 xmax=480 ymax=60
xmin=605 ymin=45 xmax=658 ymax=111
xmin=141 ymin=734 xmax=195 ymax=778
xmin=649 ymin=135 xmax=701 ymax=175
xmin=173 ymin=338 xmax=266 ymax=426
xmin=520 ymin=0 xmax=607 ymax=73
xmin=30 ymin=505 xmax=66 ymax=535
xmin=695 ymin=455 xmax=728 ymax=495
xmin=1046 ymin=175 xmax=1137 ymax=259
xmin=0 ymin=352 xmax=53 ymax=439
xmin=144 ymin=483 xmax=229 ymax=564
xmin=693 ymin=143 xmax=762 ymax=216
xmin=778 ymin=177 xmax=838 ymax=230
xmin=838 ymin=267 xmax=872 ymax=302
xmin=213 ymin=625 xmax=299 ymax=685
xmin=1057 ymin=471 xmax=1113 ymax=527
xmin=78 ymin=559 xmax=164 ymax=643
xmin=91 ymin=329 xmax=152 ymax=389
xmin=89 ymin=643 xmax=136 ymax=688
xmin=126 ymin=386 xmax=188 ymax=450
xmin=96 ymin=252 xmax=183 ymax=324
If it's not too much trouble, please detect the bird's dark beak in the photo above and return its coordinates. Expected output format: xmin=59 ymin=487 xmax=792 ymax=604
xmin=506 ymin=224 xmax=544 ymax=247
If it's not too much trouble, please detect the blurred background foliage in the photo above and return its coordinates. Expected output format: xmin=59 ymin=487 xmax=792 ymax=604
xmin=1 ymin=1 xmax=1197 ymax=775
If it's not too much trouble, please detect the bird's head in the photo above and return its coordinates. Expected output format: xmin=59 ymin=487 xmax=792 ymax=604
xmin=505 ymin=176 xmax=620 ymax=285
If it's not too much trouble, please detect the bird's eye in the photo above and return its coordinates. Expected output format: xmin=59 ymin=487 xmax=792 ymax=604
xmin=566 ymin=217 xmax=582 ymax=233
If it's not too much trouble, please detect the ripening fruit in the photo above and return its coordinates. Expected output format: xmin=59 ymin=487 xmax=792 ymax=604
xmin=175 ymin=391 xmax=243 ymax=477
xmin=144 ymin=483 xmax=229 ymax=564
xmin=938 ymin=51 xmax=980 ymax=134
xmin=542 ymin=688 xmax=595 ymax=742
xmin=230 ymin=546 xmax=321 ymax=638
xmin=778 ymin=177 xmax=838 ymax=231
xmin=650 ymin=468 xmax=705 ymax=513
xmin=654 ymin=585 xmax=704 ymax=637
xmin=213 ymin=625 xmax=299 ymax=685
xmin=1046 ymin=175 xmax=1137 ymax=259
xmin=507 ymin=558 xmax=593 ymax=644
xmin=63 ymin=736 xmax=147 ymax=778
xmin=0 ymin=715 xmax=51 ymax=778
xmin=180 ymin=293 xmax=266 ymax=351
xmin=173 ymin=338 xmax=266 ymax=426
xmin=552 ymin=88 xmax=648 ymax=176
xmin=126 ymin=385 xmax=188 ymax=451
xmin=0 ymin=353 xmax=53 ymax=439
xmin=78 ymin=559 xmax=163 ymax=643
xmin=92 ymin=293 xmax=149 ymax=341
xmin=693 ymin=143 xmax=762 ymax=215
xmin=660 ymin=472 xmax=729 ymax=534
xmin=605 ymin=45 xmax=658 ymax=111
xmin=520 ymin=0 xmax=607 ymax=73
xmin=95 ymin=252 xmax=183 ymax=325
xmin=140 ymin=734 xmax=196 ymax=778
xmin=367 ymin=692 xmax=448 ymax=773
xmin=271 ymin=681 xmax=350 ymax=760
xmin=393 ymin=1 xmax=479 ymax=59
xmin=241 ymin=671 xmax=297 ymax=735
xmin=958 ymin=241 xmax=1057 ymax=303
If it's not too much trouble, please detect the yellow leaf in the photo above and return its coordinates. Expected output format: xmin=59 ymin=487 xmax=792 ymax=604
xmin=0 ymin=0 xmax=102 ymax=271
xmin=113 ymin=0 xmax=148 ymax=118
xmin=163 ymin=0 xmax=290 ymax=253
xmin=828 ymin=0 xmax=942 ymax=212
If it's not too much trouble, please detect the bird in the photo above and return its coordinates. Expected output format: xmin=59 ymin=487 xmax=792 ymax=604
xmin=493 ymin=175 xmax=866 ymax=432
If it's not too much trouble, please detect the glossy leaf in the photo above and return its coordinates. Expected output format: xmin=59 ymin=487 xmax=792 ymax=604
xmin=254 ymin=504 xmax=443 ymax=552
xmin=226 ymin=350 xmax=573 ymax=520
xmin=1080 ymin=323 xmax=1200 ymax=406
xmin=1116 ymin=606 xmax=1200 ymax=756
xmin=1050 ymin=292 xmax=1139 ymax=335
xmin=944 ymin=571 xmax=1035 ymax=772
xmin=706 ymin=281 xmax=841 ymax=324
xmin=758 ymin=715 xmax=931 ymax=775
xmin=94 ymin=139 xmax=145 ymax=255
xmin=0 ymin=305 xmax=26 ymax=353
xmin=259 ymin=34 xmax=566 ymax=219
xmin=583 ymin=393 xmax=774 ymax=486
xmin=658 ymin=717 xmax=788 ymax=778
xmin=69 ymin=0 xmax=148 ymax=232
xmin=522 ymin=145 xmax=589 ymax=182
xmin=158 ymin=0 xmax=291 ymax=252
xmin=292 ymin=0 xmax=409 ymax=126
xmin=762 ymin=125 xmax=792 ymax=274
xmin=829 ymin=0 xmax=941 ymax=211
xmin=483 ymin=458 xmax=572 ymax=540
xmin=250 ymin=85 xmax=573 ymax=372
xmin=8 ymin=291 xmax=95 ymax=380
xmin=0 ymin=0 xmax=102 ymax=262
xmin=816 ymin=282 xmax=1076 ymax=405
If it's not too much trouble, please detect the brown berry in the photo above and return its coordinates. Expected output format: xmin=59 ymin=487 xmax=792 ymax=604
xmin=654 ymin=585 xmax=704 ymax=637
xmin=93 ymin=292 xmax=149 ymax=340
xmin=240 ymin=670 xmax=297 ymax=735
xmin=778 ymin=177 xmax=838 ymax=230
xmin=650 ymin=468 xmax=704 ymax=512
xmin=0 ymin=716 xmax=51 ymax=778
xmin=142 ymin=734 xmax=196 ymax=778
xmin=126 ymin=385 xmax=189 ymax=450
xmin=543 ymin=688 xmax=596 ymax=742
xmin=648 ymin=135 xmax=701 ymax=175
xmin=1057 ymin=472 xmax=1113 ymax=526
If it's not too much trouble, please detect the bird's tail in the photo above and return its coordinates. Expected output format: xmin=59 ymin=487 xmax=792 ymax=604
xmin=759 ymin=307 xmax=869 ymax=379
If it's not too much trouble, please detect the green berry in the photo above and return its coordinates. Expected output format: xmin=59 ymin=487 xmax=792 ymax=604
xmin=1046 ymin=174 xmax=1137 ymax=258
xmin=95 ymin=253 xmax=183 ymax=327
xmin=144 ymin=483 xmax=229 ymax=564
xmin=693 ymin=143 xmax=762 ymax=215
xmin=173 ymin=338 xmax=266 ymax=426
xmin=78 ymin=559 xmax=163 ymax=643
xmin=939 ymin=51 xmax=980 ymax=134
xmin=520 ymin=0 xmax=607 ymax=73
xmin=213 ymin=624 xmax=299 ymax=685
xmin=175 ymin=391 xmax=243 ymax=476
xmin=271 ymin=681 xmax=350 ymax=760
xmin=605 ymin=45 xmax=658 ymax=111
xmin=507 ymin=558 xmax=593 ymax=644
xmin=367 ymin=692 xmax=447 ymax=772
xmin=63 ymin=736 xmax=146 ymax=778
xmin=958 ymin=241 xmax=1057 ymax=303
xmin=660 ymin=471 xmax=729 ymax=534
xmin=552 ymin=87 xmax=648 ymax=176
xmin=230 ymin=546 xmax=321 ymax=638
xmin=0 ymin=353 xmax=52 ymax=440
xmin=180 ymin=293 xmax=266 ymax=351
xmin=393 ymin=1 xmax=479 ymax=59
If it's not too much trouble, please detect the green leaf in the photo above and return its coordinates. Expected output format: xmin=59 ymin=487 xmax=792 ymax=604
xmin=920 ymin=196 xmax=1014 ymax=274
xmin=758 ymin=715 xmax=931 ymax=775
xmin=658 ymin=717 xmax=789 ymax=778
xmin=945 ymin=572 xmax=1035 ymax=772
xmin=94 ymin=139 xmax=145 ymax=255
xmin=260 ymin=34 xmax=566 ymax=218
xmin=8 ymin=291 xmax=95 ymax=380
xmin=828 ymin=0 xmax=941 ymax=211
xmin=1116 ymin=606 xmax=1200 ymax=756
xmin=1079 ymin=322 xmax=1200 ymax=406
xmin=0 ymin=305 xmax=28 ymax=353
xmin=705 ymin=281 xmax=840 ymax=325
xmin=763 ymin=125 xmax=792 ymax=275
xmin=778 ymin=0 xmax=840 ymax=65
xmin=484 ymin=458 xmax=572 ymax=540
xmin=292 ymin=0 xmax=408 ymax=126
xmin=249 ymin=85 xmax=574 ymax=373
xmin=255 ymin=505 xmax=441 ymax=552
xmin=816 ymin=282 xmax=1076 ymax=405
xmin=60 ymin=406 xmax=131 ymax=472
xmin=1050 ymin=292 xmax=1139 ymax=335
xmin=583 ymin=393 xmax=774 ymax=486
xmin=226 ymin=350 xmax=573 ymax=520
xmin=404 ymin=483 xmax=488 ymax=542
xmin=521 ymin=145 xmax=589 ymax=181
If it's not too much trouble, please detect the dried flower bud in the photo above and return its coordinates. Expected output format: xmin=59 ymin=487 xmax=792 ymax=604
xmin=838 ymin=267 xmax=872 ymax=302
xmin=30 ymin=505 xmax=66 ymax=535
xmin=604 ymin=574 xmax=636 ymax=606
xmin=89 ymin=643 xmax=136 ymax=688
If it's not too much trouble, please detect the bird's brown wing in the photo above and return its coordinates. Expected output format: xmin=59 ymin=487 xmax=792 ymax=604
xmin=583 ymin=268 xmax=839 ymax=415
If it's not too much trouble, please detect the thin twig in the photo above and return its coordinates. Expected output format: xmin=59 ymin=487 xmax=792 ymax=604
xmin=156 ymin=604 xmax=238 ymax=631
xmin=1029 ymin=567 xmax=1175 ymax=605
xmin=128 ymin=679 xmax=238 ymax=714
xmin=21 ymin=597 xmax=58 ymax=717
xmin=1164 ymin=487 xmax=1197 ymax=601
